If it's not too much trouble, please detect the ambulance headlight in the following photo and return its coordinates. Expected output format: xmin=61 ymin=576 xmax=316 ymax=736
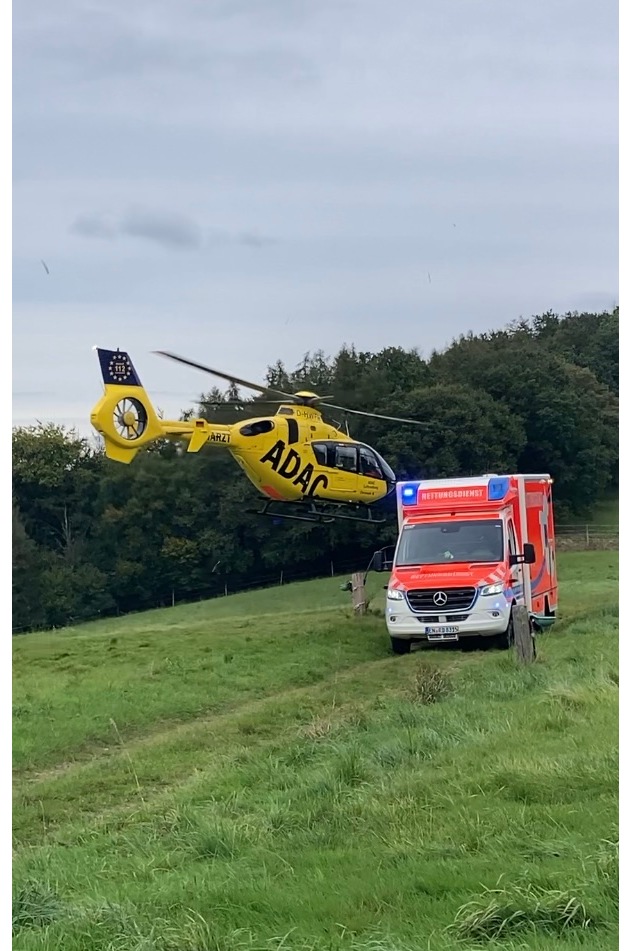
xmin=387 ymin=588 xmax=404 ymax=601
xmin=479 ymin=582 xmax=504 ymax=597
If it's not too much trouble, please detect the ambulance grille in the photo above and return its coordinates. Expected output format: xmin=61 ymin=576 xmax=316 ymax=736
xmin=415 ymin=614 xmax=470 ymax=623
xmin=405 ymin=587 xmax=476 ymax=613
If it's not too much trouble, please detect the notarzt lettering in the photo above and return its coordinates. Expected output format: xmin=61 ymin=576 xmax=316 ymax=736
xmin=209 ymin=433 xmax=230 ymax=443
xmin=260 ymin=439 xmax=329 ymax=496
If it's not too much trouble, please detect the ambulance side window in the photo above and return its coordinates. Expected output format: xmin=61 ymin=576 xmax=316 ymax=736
xmin=507 ymin=522 xmax=517 ymax=557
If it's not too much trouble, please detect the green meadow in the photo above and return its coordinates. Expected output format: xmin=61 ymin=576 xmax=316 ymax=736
xmin=12 ymin=551 xmax=618 ymax=950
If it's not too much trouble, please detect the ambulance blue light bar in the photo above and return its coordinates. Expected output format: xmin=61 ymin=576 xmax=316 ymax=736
xmin=401 ymin=482 xmax=420 ymax=504
xmin=488 ymin=476 xmax=510 ymax=501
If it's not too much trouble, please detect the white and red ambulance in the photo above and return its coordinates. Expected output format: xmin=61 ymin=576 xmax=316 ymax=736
xmin=372 ymin=474 xmax=557 ymax=654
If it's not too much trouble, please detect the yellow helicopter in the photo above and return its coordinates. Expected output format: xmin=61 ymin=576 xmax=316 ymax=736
xmin=90 ymin=347 xmax=429 ymax=523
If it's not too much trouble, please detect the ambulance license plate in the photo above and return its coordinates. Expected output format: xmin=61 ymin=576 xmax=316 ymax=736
xmin=424 ymin=625 xmax=459 ymax=635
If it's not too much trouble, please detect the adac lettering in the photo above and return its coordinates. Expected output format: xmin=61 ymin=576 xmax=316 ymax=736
xmin=260 ymin=439 xmax=329 ymax=496
xmin=209 ymin=432 xmax=230 ymax=443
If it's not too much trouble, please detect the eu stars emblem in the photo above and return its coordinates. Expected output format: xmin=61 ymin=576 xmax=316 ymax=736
xmin=109 ymin=354 xmax=132 ymax=383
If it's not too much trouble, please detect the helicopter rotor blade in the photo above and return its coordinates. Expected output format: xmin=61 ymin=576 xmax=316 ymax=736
xmin=153 ymin=351 xmax=295 ymax=401
xmin=319 ymin=402 xmax=433 ymax=427
xmin=199 ymin=399 xmax=291 ymax=406
xmin=195 ymin=402 xmax=295 ymax=425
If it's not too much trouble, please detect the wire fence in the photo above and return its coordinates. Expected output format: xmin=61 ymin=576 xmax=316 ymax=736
xmin=12 ymin=555 xmax=376 ymax=636
xmin=555 ymin=524 xmax=619 ymax=549
xmin=556 ymin=524 xmax=618 ymax=534
xmin=166 ymin=556 xmax=376 ymax=605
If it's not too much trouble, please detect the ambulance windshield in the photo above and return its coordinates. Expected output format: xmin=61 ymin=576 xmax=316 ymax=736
xmin=396 ymin=519 xmax=504 ymax=566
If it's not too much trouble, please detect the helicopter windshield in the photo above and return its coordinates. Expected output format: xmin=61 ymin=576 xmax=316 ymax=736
xmin=310 ymin=441 xmax=395 ymax=482
xmin=368 ymin=448 xmax=395 ymax=483
xmin=356 ymin=445 xmax=395 ymax=482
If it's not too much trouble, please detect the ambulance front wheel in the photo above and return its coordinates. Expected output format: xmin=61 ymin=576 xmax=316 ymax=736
xmin=495 ymin=614 xmax=515 ymax=650
xmin=390 ymin=636 xmax=412 ymax=655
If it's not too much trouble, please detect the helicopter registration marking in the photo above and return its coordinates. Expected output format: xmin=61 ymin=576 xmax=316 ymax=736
xmin=260 ymin=439 xmax=329 ymax=496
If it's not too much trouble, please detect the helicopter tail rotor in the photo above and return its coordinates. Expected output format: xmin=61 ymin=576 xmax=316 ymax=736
xmin=91 ymin=348 xmax=178 ymax=462
xmin=91 ymin=348 xmax=236 ymax=461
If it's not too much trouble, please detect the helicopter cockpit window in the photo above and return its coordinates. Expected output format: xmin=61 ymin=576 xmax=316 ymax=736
xmin=312 ymin=443 xmax=328 ymax=466
xmin=239 ymin=420 xmax=274 ymax=437
xmin=335 ymin=445 xmax=358 ymax=473
xmin=277 ymin=407 xmax=294 ymax=415
xmin=359 ymin=447 xmax=383 ymax=479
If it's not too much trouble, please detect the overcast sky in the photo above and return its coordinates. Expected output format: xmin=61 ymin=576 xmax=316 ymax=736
xmin=12 ymin=0 xmax=618 ymax=433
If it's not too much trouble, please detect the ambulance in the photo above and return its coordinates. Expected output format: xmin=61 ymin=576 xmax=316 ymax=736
xmin=372 ymin=474 xmax=557 ymax=654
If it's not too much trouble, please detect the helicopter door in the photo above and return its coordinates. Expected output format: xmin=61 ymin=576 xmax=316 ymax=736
xmin=328 ymin=444 xmax=359 ymax=496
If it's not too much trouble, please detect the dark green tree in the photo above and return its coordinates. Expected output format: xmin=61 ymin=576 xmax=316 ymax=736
xmin=12 ymin=502 xmax=47 ymax=632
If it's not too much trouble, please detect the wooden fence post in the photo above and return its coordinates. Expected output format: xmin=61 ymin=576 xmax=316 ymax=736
xmin=513 ymin=604 xmax=536 ymax=663
xmin=351 ymin=572 xmax=367 ymax=616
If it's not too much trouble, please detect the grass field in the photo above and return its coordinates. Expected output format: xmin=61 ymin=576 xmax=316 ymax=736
xmin=12 ymin=552 xmax=618 ymax=950
xmin=589 ymin=495 xmax=619 ymax=527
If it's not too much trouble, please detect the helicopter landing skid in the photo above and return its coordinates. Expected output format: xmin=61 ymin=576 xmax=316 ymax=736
xmin=248 ymin=499 xmax=387 ymax=524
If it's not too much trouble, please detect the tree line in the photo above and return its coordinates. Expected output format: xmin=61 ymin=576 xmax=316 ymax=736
xmin=12 ymin=308 xmax=618 ymax=633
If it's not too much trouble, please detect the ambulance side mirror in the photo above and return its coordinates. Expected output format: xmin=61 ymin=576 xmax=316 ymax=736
xmin=509 ymin=543 xmax=536 ymax=566
xmin=373 ymin=548 xmax=393 ymax=572
xmin=523 ymin=542 xmax=536 ymax=564
xmin=373 ymin=551 xmax=385 ymax=572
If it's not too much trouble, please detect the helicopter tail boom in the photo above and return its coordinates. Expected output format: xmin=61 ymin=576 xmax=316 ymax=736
xmin=91 ymin=348 xmax=232 ymax=463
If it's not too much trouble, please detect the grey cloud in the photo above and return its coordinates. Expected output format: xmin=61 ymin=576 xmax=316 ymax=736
xmin=203 ymin=227 xmax=279 ymax=250
xmin=209 ymin=0 xmax=353 ymax=26
xmin=236 ymin=231 xmax=278 ymax=248
xmin=14 ymin=3 xmax=318 ymax=90
xmin=197 ymin=225 xmax=280 ymax=248
xmin=120 ymin=206 xmax=203 ymax=249
xmin=204 ymin=227 xmax=232 ymax=246
xmin=14 ymin=7 xmax=193 ymax=82
xmin=69 ymin=207 xmax=202 ymax=249
xmin=70 ymin=208 xmax=276 ymax=251
xmin=71 ymin=212 xmax=117 ymax=239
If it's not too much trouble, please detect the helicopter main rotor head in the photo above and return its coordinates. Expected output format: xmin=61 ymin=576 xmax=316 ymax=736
xmin=293 ymin=390 xmax=334 ymax=406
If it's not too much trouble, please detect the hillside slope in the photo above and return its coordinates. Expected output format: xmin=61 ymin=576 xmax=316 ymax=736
xmin=12 ymin=552 xmax=619 ymax=951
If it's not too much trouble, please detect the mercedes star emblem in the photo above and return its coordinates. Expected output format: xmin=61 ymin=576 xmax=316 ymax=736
xmin=433 ymin=591 xmax=448 ymax=606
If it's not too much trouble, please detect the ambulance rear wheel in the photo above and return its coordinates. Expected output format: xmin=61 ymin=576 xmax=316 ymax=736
xmin=390 ymin=636 xmax=412 ymax=655
xmin=537 ymin=597 xmax=556 ymax=633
